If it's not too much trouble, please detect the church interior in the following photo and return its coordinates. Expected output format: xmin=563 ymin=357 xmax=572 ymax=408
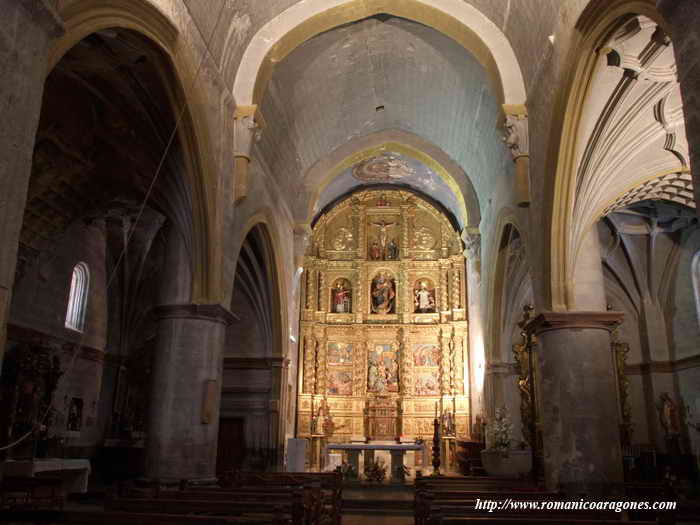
xmin=1 ymin=0 xmax=700 ymax=523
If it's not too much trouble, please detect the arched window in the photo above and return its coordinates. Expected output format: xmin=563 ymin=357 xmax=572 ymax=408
xmin=65 ymin=262 xmax=89 ymax=332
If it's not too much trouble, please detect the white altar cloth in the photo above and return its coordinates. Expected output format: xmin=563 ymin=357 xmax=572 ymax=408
xmin=2 ymin=458 xmax=91 ymax=493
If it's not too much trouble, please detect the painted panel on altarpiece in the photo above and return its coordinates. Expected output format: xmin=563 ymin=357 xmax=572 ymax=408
xmin=414 ymin=371 xmax=440 ymax=396
xmin=328 ymin=370 xmax=353 ymax=396
xmin=413 ymin=343 xmax=440 ymax=367
xmin=367 ymin=343 xmax=399 ymax=393
xmin=327 ymin=342 xmax=353 ymax=365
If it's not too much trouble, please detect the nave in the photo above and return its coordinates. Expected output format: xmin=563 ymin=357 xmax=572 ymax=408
xmin=2 ymin=0 xmax=700 ymax=524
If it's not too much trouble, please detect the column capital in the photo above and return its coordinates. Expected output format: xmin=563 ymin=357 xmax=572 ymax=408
xmin=503 ymin=113 xmax=529 ymax=160
xmin=525 ymin=311 xmax=624 ymax=336
xmin=233 ymin=105 xmax=263 ymax=159
xmin=153 ymin=303 xmax=238 ymax=325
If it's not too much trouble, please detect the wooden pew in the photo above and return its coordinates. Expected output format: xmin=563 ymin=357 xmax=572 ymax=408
xmin=434 ymin=518 xmax=658 ymax=525
xmin=0 ymin=509 xmax=281 ymax=524
xmin=106 ymin=491 xmax=305 ymax=524
xmin=225 ymin=471 xmax=342 ymax=525
xmin=0 ymin=476 xmax=64 ymax=510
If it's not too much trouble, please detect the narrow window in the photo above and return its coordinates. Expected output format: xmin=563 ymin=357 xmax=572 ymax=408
xmin=65 ymin=262 xmax=89 ymax=332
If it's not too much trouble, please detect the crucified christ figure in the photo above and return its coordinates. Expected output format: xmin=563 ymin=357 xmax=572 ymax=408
xmin=371 ymin=219 xmax=396 ymax=258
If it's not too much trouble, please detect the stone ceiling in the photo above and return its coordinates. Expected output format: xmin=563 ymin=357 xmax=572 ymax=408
xmin=255 ymin=15 xmax=513 ymax=211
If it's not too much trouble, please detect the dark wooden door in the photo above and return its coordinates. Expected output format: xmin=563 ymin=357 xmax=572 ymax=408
xmin=217 ymin=418 xmax=245 ymax=476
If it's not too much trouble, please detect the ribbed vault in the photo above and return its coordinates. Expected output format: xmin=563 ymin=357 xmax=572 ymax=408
xmin=569 ymin=15 xmax=688 ymax=274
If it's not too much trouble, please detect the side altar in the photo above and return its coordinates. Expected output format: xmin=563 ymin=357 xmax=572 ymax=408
xmin=296 ymin=188 xmax=472 ymax=472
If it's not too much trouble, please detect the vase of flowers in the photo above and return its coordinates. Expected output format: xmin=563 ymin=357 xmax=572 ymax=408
xmin=480 ymin=407 xmax=531 ymax=477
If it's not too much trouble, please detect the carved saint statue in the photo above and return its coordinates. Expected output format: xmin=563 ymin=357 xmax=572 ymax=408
xmin=386 ymin=239 xmax=399 ymax=260
xmin=371 ymin=272 xmax=396 ymax=314
xmin=369 ymin=241 xmax=382 ymax=261
xmin=414 ymin=281 xmax=436 ymax=313
xmin=659 ymin=392 xmax=681 ymax=437
xmin=331 ymin=280 xmax=351 ymax=313
xmin=442 ymin=410 xmax=455 ymax=436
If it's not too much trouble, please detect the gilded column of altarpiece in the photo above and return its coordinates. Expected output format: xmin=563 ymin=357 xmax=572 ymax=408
xmin=297 ymin=189 xmax=471 ymax=444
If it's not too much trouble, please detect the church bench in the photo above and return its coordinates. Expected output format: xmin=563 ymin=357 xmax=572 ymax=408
xmin=146 ymin=486 xmax=324 ymax=522
xmin=432 ymin=518 xmax=658 ymax=525
xmin=0 ymin=476 xmax=64 ymax=510
xmin=105 ymin=493 xmax=305 ymax=524
xmin=0 ymin=509 xmax=281 ymax=524
xmin=224 ymin=471 xmax=341 ymax=525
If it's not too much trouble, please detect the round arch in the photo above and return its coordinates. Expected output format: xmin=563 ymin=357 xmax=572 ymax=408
xmin=51 ymin=0 xmax=220 ymax=304
xmin=232 ymin=0 xmax=526 ymax=109
xmin=299 ymin=130 xmax=481 ymax=230
xmin=545 ymin=0 xmax=666 ymax=311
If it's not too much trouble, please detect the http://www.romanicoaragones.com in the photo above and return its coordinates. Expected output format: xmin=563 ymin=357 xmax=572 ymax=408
xmin=474 ymin=498 xmax=677 ymax=513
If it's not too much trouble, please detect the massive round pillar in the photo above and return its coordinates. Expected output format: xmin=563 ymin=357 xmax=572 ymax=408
xmin=146 ymin=304 xmax=234 ymax=481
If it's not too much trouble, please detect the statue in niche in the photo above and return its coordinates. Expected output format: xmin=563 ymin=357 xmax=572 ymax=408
xmin=371 ymin=272 xmax=396 ymax=314
xmin=331 ymin=279 xmax=352 ymax=313
xmin=371 ymin=219 xmax=397 ymax=259
xmin=414 ymin=280 xmax=436 ymax=313
xmin=386 ymin=239 xmax=399 ymax=260
xmin=442 ymin=410 xmax=456 ymax=436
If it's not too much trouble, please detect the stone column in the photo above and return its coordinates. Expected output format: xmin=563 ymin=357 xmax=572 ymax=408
xmin=233 ymin=105 xmax=261 ymax=203
xmin=527 ymin=312 xmax=624 ymax=494
xmin=526 ymin=226 xmax=623 ymax=494
xmin=146 ymin=303 xmax=235 ymax=481
xmin=0 ymin=1 xmax=63 ymax=371
xmin=658 ymin=0 xmax=700 ymax=209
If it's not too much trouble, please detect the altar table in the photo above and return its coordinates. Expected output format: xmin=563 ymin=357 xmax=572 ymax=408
xmin=326 ymin=443 xmax=422 ymax=482
xmin=2 ymin=458 xmax=91 ymax=493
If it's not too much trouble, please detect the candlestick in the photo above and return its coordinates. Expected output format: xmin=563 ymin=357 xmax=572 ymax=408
xmin=435 ymin=401 xmax=438 ymax=419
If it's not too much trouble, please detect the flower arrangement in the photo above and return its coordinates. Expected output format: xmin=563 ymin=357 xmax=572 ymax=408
xmin=487 ymin=407 xmax=513 ymax=456
xmin=339 ymin=462 xmax=357 ymax=480
xmin=364 ymin=458 xmax=387 ymax=483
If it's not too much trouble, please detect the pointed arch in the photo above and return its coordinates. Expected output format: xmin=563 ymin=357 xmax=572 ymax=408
xmin=51 ymin=0 xmax=221 ymax=304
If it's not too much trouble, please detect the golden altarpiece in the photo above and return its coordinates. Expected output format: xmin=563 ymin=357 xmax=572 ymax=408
xmin=296 ymin=189 xmax=471 ymax=468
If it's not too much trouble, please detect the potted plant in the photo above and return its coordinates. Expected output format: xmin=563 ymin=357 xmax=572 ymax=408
xmin=480 ymin=407 xmax=531 ymax=477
